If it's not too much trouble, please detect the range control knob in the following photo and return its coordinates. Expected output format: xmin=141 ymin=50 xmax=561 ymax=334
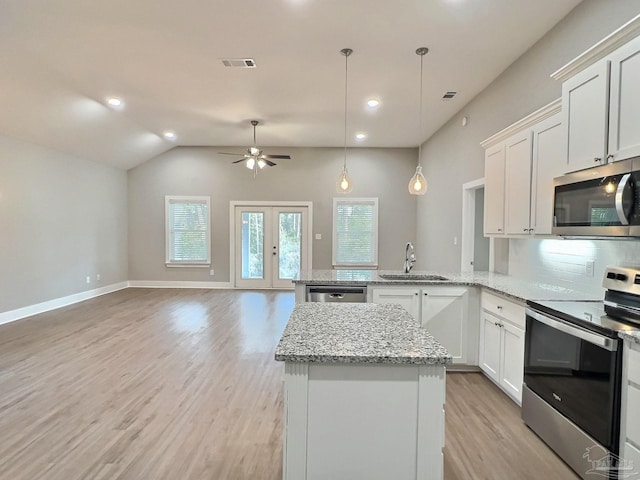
xmin=607 ymin=272 xmax=616 ymax=279
xmin=615 ymin=273 xmax=628 ymax=281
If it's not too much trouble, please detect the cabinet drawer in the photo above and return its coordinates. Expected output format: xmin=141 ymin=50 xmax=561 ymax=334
xmin=627 ymin=383 xmax=640 ymax=445
xmin=481 ymin=291 xmax=525 ymax=329
xmin=623 ymin=442 xmax=640 ymax=473
xmin=628 ymin=345 xmax=640 ymax=386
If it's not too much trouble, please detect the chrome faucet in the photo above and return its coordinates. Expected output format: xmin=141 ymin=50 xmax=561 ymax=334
xmin=404 ymin=242 xmax=416 ymax=273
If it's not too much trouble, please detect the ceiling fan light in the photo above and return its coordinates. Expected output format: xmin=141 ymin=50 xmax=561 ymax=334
xmin=336 ymin=167 xmax=353 ymax=193
xmin=246 ymin=158 xmax=256 ymax=169
xmin=257 ymin=159 xmax=266 ymax=169
xmin=408 ymin=165 xmax=427 ymax=195
xmin=249 ymin=146 xmax=260 ymax=156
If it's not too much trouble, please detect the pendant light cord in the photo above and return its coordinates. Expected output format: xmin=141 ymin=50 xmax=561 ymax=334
xmin=342 ymin=49 xmax=350 ymax=170
xmin=418 ymin=49 xmax=424 ymax=166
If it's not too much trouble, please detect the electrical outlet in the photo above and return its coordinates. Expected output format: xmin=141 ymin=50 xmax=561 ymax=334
xmin=209 ymin=269 xmax=215 ymax=276
xmin=86 ymin=276 xmax=91 ymax=284
xmin=586 ymin=260 xmax=595 ymax=277
xmin=315 ymin=233 xmax=322 ymax=240
xmin=96 ymin=273 xmax=101 ymax=281
xmin=453 ymin=236 xmax=458 ymax=245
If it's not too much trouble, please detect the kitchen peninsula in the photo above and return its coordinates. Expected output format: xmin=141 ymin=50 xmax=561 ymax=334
xmin=275 ymin=302 xmax=451 ymax=480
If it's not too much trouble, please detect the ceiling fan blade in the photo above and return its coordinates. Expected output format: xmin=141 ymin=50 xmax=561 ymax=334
xmin=231 ymin=159 xmax=247 ymax=164
xmin=262 ymin=154 xmax=291 ymax=159
xmin=219 ymin=152 xmax=247 ymax=156
xmin=264 ymin=160 xmax=277 ymax=167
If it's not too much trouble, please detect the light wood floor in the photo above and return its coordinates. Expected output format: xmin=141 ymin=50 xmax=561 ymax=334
xmin=0 ymin=289 xmax=579 ymax=480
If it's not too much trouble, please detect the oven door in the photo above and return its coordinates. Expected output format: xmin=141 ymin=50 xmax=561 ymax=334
xmin=524 ymin=308 xmax=622 ymax=451
xmin=552 ymin=159 xmax=635 ymax=236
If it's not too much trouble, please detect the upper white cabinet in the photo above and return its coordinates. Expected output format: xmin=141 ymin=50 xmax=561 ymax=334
xmin=553 ymin=19 xmax=640 ymax=172
xmin=483 ymin=144 xmax=506 ymax=235
xmin=609 ymin=36 xmax=640 ymax=161
xmin=504 ymin=131 xmax=533 ymax=235
xmin=561 ymin=60 xmax=610 ymax=172
xmin=481 ymin=101 xmax=562 ymax=237
xmin=530 ymin=113 xmax=564 ymax=235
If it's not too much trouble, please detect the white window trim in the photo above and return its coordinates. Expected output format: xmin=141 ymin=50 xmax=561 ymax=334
xmin=332 ymin=197 xmax=379 ymax=268
xmin=165 ymin=195 xmax=211 ymax=267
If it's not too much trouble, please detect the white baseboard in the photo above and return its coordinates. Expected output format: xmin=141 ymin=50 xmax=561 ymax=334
xmin=0 ymin=281 xmax=129 ymax=326
xmin=128 ymin=280 xmax=234 ymax=289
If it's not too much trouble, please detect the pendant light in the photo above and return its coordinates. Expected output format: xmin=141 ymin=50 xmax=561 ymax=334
xmin=408 ymin=47 xmax=429 ymax=195
xmin=337 ymin=48 xmax=353 ymax=194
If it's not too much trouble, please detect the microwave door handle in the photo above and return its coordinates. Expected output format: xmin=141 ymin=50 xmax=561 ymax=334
xmin=615 ymin=173 xmax=631 ymax=225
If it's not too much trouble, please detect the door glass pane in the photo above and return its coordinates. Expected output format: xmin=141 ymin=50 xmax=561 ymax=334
xmin=278 ymin=212 xmax=302 ymax=280
xmin=241 ymin=212 xmax=264 ymax=279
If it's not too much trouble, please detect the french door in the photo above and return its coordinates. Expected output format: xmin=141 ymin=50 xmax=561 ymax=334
xmin=234 ymin=205 xmax=309 ymax=289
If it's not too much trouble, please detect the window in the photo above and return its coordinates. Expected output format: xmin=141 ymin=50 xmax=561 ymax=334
xmin=332 ymin=198 xmax=378 ymax=268
xmin=165 ymin=196 xmax=211 ymax=266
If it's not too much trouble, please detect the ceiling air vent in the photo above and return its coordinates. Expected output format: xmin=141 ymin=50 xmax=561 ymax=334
xmin=442 ymin=91 xmax=457 ymax=100
xmin=221 ymin=58 xmax=257 ymax=68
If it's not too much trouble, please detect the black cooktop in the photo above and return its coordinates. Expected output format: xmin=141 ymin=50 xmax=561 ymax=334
xmin=526 ymin=300 xmax=640 ymax=338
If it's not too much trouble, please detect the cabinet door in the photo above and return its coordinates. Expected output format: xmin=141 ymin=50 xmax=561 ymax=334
xmin=479 ymin=312 xmax=501 ymax=383
xmin=609 ymin=36 xmax=640 ymax=162
xmin=530 ymin=113 xmax=563 ymax=235
xmin=484 ymin=143 xmax=506 ymax=235
xmin=500 ymin=321 xmax=525 ymax=404
xmin=504 ymin=131 xmax=533 ymax=235
xmin=371 ymin=288 xmax=420 ymax=321
xmin=421 ymin=287 xmax=468 ymax=364
xmin=562 ymin=60 xmax=609 ymax=173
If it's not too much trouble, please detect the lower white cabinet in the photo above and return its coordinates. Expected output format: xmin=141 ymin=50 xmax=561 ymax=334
xmin=620 ymin=340 xmax=640 ymax=469
xmin=479 ymin=292 xmax=525 ymax=404
xmin=371 ymin=286 xmax=474 ymax=365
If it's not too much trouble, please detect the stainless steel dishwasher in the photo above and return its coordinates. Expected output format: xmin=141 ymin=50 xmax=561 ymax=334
xmin=305 ymin=285 xmax=367 ymax=302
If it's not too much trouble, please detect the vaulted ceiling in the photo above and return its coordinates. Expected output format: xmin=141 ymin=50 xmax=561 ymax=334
xmin=0 ymin=0 xmax=581 ymax=169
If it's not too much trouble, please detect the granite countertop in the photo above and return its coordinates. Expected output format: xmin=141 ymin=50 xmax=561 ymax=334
xmin=294 ymin=269 xmax=600 ymax=303
xmin=274 ymin=302 xmax=452 ymax=365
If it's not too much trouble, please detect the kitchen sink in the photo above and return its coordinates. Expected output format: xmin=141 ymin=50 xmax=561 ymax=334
xmin=378 ymin=273 xmax=449 ymax=281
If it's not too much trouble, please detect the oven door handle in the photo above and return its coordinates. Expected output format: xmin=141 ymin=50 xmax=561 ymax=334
xmin=526 ymin=308 xmax=618 ymax=351
xmin=615 ymin=173 xmax=631 ymax=226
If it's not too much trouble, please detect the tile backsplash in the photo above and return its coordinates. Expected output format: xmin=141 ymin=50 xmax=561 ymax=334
xmin=508 ymin=238 xmax=640 ymax=297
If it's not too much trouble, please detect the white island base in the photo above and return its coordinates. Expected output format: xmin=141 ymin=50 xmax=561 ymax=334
xmin=282 ymin=362 xmax=446 ymax=480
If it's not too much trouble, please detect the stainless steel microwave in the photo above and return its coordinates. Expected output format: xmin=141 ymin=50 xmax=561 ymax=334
xmin=553 ymin=158 xmax=640 ymax=236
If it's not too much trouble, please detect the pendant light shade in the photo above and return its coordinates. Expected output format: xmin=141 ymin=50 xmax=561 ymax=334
xmin=337 ymin=48 xmax=354 ymax=194
xmin=409 ymin=47 xmax=429 ymax=196
xmin=408 ymin=165 xmax=427 ymax=195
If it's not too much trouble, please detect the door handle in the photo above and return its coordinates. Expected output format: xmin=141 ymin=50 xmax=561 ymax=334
xmin=615 ymin=173 xmax=631 ymax=226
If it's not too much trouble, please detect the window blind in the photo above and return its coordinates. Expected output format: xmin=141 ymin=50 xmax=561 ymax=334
xmin=166 ymin=197 xmax=210 ymax=264
xmin=333 ymin=198 xmax=378 ymax=267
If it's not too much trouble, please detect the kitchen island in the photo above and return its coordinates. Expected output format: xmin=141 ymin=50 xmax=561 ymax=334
xmin=275 ymin=302 xmax=451 ymax=480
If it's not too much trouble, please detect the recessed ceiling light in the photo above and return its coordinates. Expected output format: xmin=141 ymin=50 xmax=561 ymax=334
xmin=106 ymin=97 xmax=124 ymax=108
xmin=367 ymin=99 xmax=380 ymax=108
xmin=163 ymin=131 xmax=176 ymax=141
xmin=355 ymin=133 xmax=367 ymax=140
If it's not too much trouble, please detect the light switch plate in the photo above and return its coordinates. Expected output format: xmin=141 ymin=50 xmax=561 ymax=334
xmin=585 ymin=260 xmax=595 ymax=277
xmin=315 ymin=233 xmax=322 ymax=240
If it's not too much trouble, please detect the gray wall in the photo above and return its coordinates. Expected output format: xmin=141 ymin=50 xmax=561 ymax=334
xmin=128 ymin=147 xmax=418 ymax=282
xmin=0 ymin=134 xmax=128 ymax=312
xmin=416 ymin=0 xmax=640 ymax=272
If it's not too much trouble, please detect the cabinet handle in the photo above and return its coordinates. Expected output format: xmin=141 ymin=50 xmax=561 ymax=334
xmin=494 ymin=322 xmax=500 ymax=326
xmin=594 ymin=157 xmax=601 ymax=163
xmin=423 ymin=292 xmax=428 ymax=296
xmin=607 ymin=154 xmax=614 ymax=161
xmin=414 ymin=292 xmax=419 ymax=296
xmin=529 ymin=228 xmax=534 ymax=233
xmin=497 ymin=228 xmax=503 ymax=232
xmin=523 ymin=227 xmax=528 ymax=232
xmin=497 ymin=305 xmax=503 ymax=310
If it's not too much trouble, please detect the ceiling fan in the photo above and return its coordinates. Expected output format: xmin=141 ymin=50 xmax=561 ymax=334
xmin=219 ymin=120 xmax=291 ymax=176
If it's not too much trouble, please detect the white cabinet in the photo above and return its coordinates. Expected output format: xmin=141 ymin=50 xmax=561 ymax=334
xmin=530 ymin=113 xmax=563 ymax=235
xmin=371 ymin=287 xmax=420 ymax=320
xmin=504 ymin=131 xmax=533 ymax=235
xmin=560 ymin=35 xmax=640 ymax=172
xmin=562 ymin=60 xmax=610 ymax=172
xmin=620 ymin=340 xmax=640 ymax=470
xmin=371 ymin=286 xmax=474 ymax=366
xmin=481 ymin=101 xmax=563 ymax=237
xmin=479 ymin=291 xmax=525 ymax=404
xmin=609 ymin=35 xmax=640 ymax=161
xmin=421 ymin=287 xmax=469 ymax=364
xmin=483 ymin=143 xmax=506 ymax=235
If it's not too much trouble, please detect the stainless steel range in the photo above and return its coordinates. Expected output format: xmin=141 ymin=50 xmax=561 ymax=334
xmin=523 ymin=266 xmax=640 ymax=480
